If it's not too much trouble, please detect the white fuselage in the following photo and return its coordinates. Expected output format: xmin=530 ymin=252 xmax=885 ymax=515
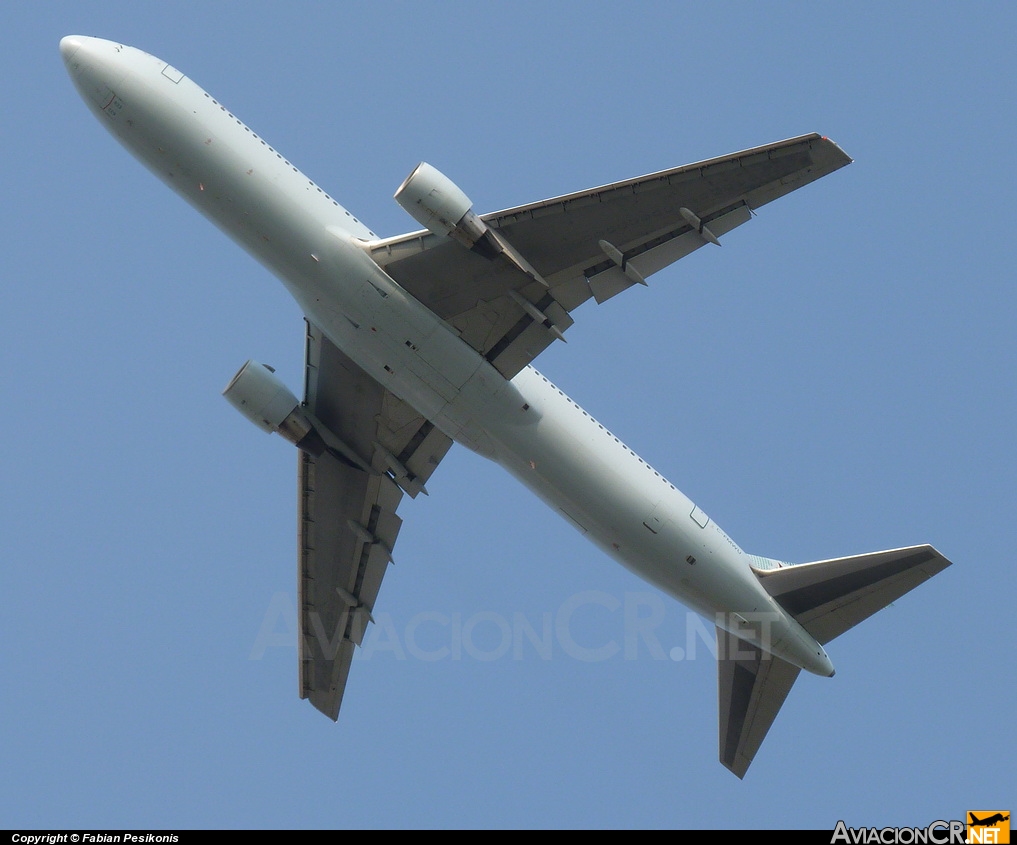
xmin=61 ymin=36 xmax=835 ymax=677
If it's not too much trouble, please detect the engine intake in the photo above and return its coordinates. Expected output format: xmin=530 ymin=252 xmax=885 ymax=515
xmin=394 ymin=162 xmax=488 ymax=249
xmin=222 ymin=360 xmax=325 ymax=456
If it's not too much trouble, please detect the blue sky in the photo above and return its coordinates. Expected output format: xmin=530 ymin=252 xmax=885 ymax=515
xmin=3 ymin=1 xmax=1014 ymax=830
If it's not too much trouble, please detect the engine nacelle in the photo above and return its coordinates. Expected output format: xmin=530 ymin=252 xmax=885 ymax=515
xmin=395 ymin=161 xmax=551 ymax=288
xmin=394 ymin=162 xmax=488 ymax=248
xmin=222 ymin=360 xmax=325 ymax=456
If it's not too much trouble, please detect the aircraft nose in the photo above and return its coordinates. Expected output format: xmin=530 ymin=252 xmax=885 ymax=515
xmin=60 ymin=35 xmax=128 ymax=111
xmin=59 ymin=35 xmax=84 ymax=64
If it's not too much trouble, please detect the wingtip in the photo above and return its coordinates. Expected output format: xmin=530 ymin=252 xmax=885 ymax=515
xmin=721 ymin=757 xmax=750 ymax=779
xmin=818 ymin=135 xmax=854 ymax=165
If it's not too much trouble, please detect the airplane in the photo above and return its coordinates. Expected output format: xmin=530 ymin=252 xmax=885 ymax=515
xmin=970 ymin=815 xmax=1010 ymax=828
xmin=60 ymin=35 xmax=953 ymax=778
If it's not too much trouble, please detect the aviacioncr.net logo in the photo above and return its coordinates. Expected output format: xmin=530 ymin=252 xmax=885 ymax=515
xmin=831 ymin=820 xmax=966 ymax=844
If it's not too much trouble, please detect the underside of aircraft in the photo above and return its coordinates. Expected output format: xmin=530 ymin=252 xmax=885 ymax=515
xmin=61 ymin=35 xmax=952 ymax=777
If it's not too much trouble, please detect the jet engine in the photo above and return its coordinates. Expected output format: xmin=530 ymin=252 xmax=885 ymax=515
xmin=222 ymin=360 xmax=326 ymax=456
xmin=394 ymin=161 xmax=489 ymax=249
xmin=394 ymin=162 xmax=549 ymax=287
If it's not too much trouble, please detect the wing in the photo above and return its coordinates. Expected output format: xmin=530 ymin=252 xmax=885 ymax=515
xmin=716 ymin=626 xmax=801 ymax=779
xmin=298 ymin=321 xmax=452 ymax=719
xmin=368 ymin=134 xmax=851 ymax=378
xmin=755 ymin=545 xmax=953 ymax=645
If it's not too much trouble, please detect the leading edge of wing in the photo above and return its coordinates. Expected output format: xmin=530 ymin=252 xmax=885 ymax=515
xmin=480 ymin=133 xmax=851 ymax=226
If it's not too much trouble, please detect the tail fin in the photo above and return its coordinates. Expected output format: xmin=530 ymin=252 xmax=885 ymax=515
xmin=717 ymin=544 xmax=952 ymax=777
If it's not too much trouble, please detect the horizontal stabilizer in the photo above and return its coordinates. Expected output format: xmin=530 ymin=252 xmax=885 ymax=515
xmin=717 ymin=626 xmax=801 ymax=778
xmin=754 ymin=545 xmax=952 ymax=645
